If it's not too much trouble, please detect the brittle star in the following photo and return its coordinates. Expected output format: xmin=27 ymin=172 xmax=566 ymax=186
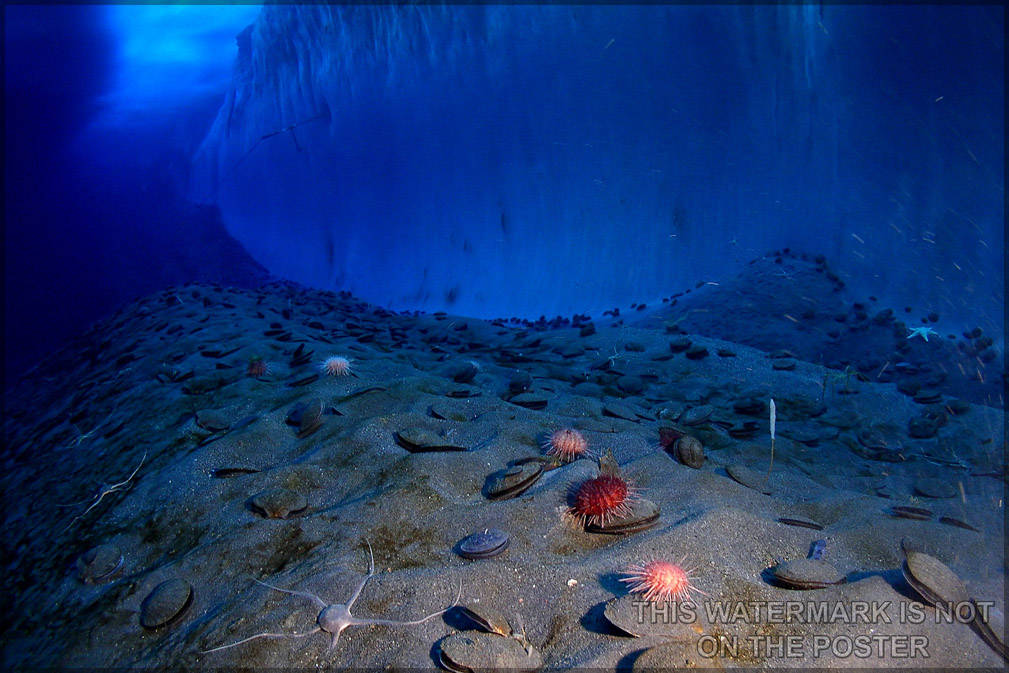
xmin=56 ymin=450 xmax=147 ymax=532
xmin=61 ymin=411 xmax=114 ymax=451
xmin=606 ymin=346 xmax=624 ymax=366
xmin=201 ymin=542 xmax=462 ymax=655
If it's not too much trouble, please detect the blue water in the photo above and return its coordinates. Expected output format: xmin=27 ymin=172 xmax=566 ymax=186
xmin=4 ymin=4 xmax=1004 ymax=387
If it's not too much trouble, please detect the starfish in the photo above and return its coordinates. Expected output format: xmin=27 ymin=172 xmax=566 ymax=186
xmin=201 ymin=542 xmax=461 ymax=655
xmin=907 ymin=326 xmax=939 ymax=342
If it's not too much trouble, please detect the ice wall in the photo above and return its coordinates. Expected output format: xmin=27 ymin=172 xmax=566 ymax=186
xmin=192 ymin=5 xmax=1003 ymax=334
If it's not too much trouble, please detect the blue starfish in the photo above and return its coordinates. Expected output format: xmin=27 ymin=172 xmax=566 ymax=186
xmin=907 ymin=326 xmax=939 ymax=342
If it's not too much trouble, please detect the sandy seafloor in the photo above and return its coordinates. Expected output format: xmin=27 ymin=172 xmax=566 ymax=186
xmin=2 ymin=252 xmax=1005 ymax=671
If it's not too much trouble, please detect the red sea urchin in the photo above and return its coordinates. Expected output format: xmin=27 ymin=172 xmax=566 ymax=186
xmin=566 ymin=474 xmax=636 ymax=528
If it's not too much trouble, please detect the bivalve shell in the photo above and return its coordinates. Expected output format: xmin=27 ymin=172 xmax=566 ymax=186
xmin=297 ymin=398 xmax=325 ymax=438
xmin=458 ymin=529 xmax=510 ymax=560
xmin=771 ymin=559 xmax=845 ymax=590
xmin=890 ymin=505 xmax=933 ymax=521
xmin=484 ymin=463 xmax=543 ymax=500
xmin=726 ymin=463 xmax=773 ymax=495
xmin=249 ymin=487 xmax=308 ymax=519
xmin=395 ymin=427 xmax=468 ymax=452
xmin=458 ymin=605 xmax=514 ymax=637
xmin=140 ymin=578 xmax=193 ymax=629
xmin=77 ymin=543 xmax=124 ymax=584
xmin=672 ymin=436 xmax=704 ymax=468
xmin=680 ymin=405 xmax=714 ymax=426
xmin=585 ymin=498 xmax=660 ymax=535
xmin=437 ymin=631 xmax=542 ymax=672
xmin=902 ymin=550 xmax=970 ymax=606
xmin=603 ymin=594 xmax=700 ymax=638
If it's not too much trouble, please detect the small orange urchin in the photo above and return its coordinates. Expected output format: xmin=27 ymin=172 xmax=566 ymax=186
xmin=565 ymin=474 xmax=637 ymax=528
xmin=543 ymin=428 xmax=589 ymax=462
xmin=247 ymin=358 xmax=270 ymax=377
xmin=621 ymin=557 xmax=704 ymax=603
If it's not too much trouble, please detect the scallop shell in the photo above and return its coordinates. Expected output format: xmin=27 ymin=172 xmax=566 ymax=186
xmin=447 ymin=361 xmax=479 ymax=383
xmin=140 ymin=578 xmax=193 ymax=629
xmin=771 ymin=559 xmax=845 ymax=590
xmin=726 ymin=463 xmax=773 ymax=495
xmin=913 ymin=477 xmax=957 ymax=499
xmin=297 ymin=399 xmax=324 ymax=438
xmin=777 ymin=516 xmax=824 ymax=531
xmin=195 ymin=409 xmax=230 ymax=432
xmin=249 ymin=487 xmax=308 ymax=519
xmin=603 ymin=594 xmax=698 ymax=638
xmin=76 ymin=543 xmax=124 ymax=584
xmin=484 ymin=462 xmax=543 ymax=500
xmin=633 ymin=641 xmax=707 ymax=670
xmin=395 ymin=427 xmax=468 ymax=452
xmin=437 ymin=631 xmax=542 ymax=673
xmin=680 ymin=405 xmax=714 ymax=426
xmin=937 ymin=516 xmax=979 ymax=532
xmin=602 ymin=401 xmax=640 ymax=421
xmin=901 ymin=550 xmax=969 ymax=606
xmin=458 ymin=605 xmax=514 ymax=636
xmin=672 ymin=436 xmax=704 ymax=469
xmin=458 ymin=529 xmax=510 ymax=560
xmin=972 ymin=601 xmax=1008 ymax=661
xmin=509 ymin=393 xmax=548 ymax=410
xmin=584 ymin=498 xmax=660 ymax=535
xmin=890 ymin=505 xmax=933 ymax=521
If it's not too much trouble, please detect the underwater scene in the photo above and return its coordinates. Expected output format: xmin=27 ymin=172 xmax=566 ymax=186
xmin=3 ymin=4 xmax=1006 ymax=671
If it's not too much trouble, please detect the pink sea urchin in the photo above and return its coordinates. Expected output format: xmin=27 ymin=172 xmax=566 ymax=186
xmin=321 ymin=356 xmax=352 ymax=377
xmin=543 ymin=428 xmax=589 ymax=462
xmin=621 ymin=558 xmax=704 ymax=603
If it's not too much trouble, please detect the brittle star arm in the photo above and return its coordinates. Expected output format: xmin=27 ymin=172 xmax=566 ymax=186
xmin=201 ymin=626 xmax=320 ymax=654
xmin=346 ymin=540 xmax=375 ymax=609
xmin=77 ymin=450 xmax=148 ymax=516
xmin=253 ymin=578 xmax=327 ymax=610
xmin=356 ymin=577 xmax=463 ymax=628
xmin=60 ymin=450 xmax=148 ymax=529
xmin=63 ymin=410 xmax=116 ymax=450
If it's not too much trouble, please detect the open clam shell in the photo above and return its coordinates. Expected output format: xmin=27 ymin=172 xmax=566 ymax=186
xmin=603 ymin=594 xmax=699 ymax=638
xmin=726 ymin=463 xmax=773 ymax=495
xmin=584 ymin=498 xmax=660 ymax=535
xmin=297 ymin=398 xmax=325 ymax=438
xmin=901 ymin=547 xmax=1007 ymax=661
xmin=901 ymin=550 xmax=970 ymax=606
xmin=484 ymin=462 xmax=543 ymax=500
xmin=458 ymin=605 xmax=514 ymax=637
xmin=771 ymin=559 xmax=845 ymax=590
xmin=140 ymin=578 xmax=193 ymax=629
xmin=248 ymin=487 xmax=308 ymax=519
xmin=971 ymin=601 xmax=1008 ymax=662
xmin=437 ymin=631 xmax=542 ymax=673
xmin=395 ymin=426 xmax=468 ymax=452
xmin=77 ymin=543 xmax=124 ymax=585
